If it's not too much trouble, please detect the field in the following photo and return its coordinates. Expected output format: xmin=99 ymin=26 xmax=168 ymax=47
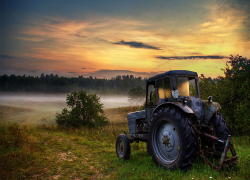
xmin=0 ymin=94 xmax=250 ymax=179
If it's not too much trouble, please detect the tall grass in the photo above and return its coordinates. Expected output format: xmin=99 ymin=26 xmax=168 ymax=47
xmin=0 ymin=123 xmax=40 ymax=179
xmin=0 ymin=106 xmax=250 ymax=179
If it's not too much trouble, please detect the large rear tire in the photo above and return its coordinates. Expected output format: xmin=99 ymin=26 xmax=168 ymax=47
xmin=148 ymin=106 xmax=197 ymax=171
xmin=116 ymin=134 xmax=131 ymax=160
xmin=210 ymin=111 xmax=230 ymax=152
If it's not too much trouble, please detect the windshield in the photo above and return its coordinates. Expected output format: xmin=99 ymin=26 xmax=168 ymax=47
xmin=176 ymin=77 xmax=197 ymax=96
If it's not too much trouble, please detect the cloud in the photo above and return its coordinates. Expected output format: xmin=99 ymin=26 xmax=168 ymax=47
xmin=0 ymin=54 xmax=14 ymax=58
xmin=68 ymin=33 xmax=86 ymax=39
xmin=81 ymin=68 xmax=86 ymax=69
xmin=156 ymin=55 xmax=228 ymax=60
xmin=113 ymin=40 xmax=161 ymax=50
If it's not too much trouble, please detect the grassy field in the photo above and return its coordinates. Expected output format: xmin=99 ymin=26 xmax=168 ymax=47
xmin=0 ymin=105 xmax=250 ymax=179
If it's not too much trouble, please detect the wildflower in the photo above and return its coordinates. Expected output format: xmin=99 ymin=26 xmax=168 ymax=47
xmin=210 ymin=177 xmax=212 ymax=179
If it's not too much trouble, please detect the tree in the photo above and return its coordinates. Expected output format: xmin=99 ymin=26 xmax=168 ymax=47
xmin=120 ymin=79 xmax=131 ymax=94
xmin=220 ymin=55 xmax=250 ymax=135
xmin=56 ymin=91 xmax=108 ymax=128
xmin=128 ymin=86 xmax=145 ymax=104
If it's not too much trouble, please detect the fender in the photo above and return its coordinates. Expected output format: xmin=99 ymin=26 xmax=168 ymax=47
xmin=152 ymin=102 xmax=194 ymax=114
xmin=201 ymin=100 xmax=221 ymax=124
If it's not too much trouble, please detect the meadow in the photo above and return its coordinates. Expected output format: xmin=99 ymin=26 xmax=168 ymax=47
xmin=0 ymin=94 xmax=250 ymax=179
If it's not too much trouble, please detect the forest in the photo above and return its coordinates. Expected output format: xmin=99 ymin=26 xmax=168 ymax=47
xmin=0 ymin=73 xmax=146 ymax=95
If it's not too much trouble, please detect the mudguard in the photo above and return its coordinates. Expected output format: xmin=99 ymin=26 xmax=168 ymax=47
xmin=152 ymin=102 xmax=194 ymax=114
xmin=202 ymin=100 xmax=221 ymax=124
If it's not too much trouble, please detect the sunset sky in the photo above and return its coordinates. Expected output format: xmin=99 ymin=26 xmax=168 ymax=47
xmin=1 ymin=0 xmax=250 ymax=79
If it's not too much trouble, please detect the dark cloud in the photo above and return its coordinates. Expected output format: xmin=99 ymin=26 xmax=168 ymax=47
xmin=50 ymin=20 xmax=60 ymax=25
xmin=156 ymin=55 xmax=228 ymax=60
xmin=68 ymin=33 xmax=86 ymax=38
xmin=113 ymin=40 xmax=161 ymax=50
xmin=0 ymin=54 xmax=14 ymax=58
xmin=81 ymin=68 xmax=86 ymax=69
xmin=67 ymin=72 xmax=76 ymax=73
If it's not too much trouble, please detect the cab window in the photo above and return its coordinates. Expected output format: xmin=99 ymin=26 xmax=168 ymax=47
xmin=176 ymin=77 xmax=198 ymax=96
xmin=157 ymin=77 xmax=171 ymax=99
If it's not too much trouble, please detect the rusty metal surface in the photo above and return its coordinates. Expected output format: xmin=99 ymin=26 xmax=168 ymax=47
xmin=202 ymin=100 xmax=221 ymax=124
xmin=197 ymin=132 xmax=239 ymax=170
xmin=186 ymin=98 xmax=204 ymax=121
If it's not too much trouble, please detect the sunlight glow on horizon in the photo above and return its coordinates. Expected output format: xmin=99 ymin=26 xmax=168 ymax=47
xmin=1 ymin=0 xmax=249 ymax=79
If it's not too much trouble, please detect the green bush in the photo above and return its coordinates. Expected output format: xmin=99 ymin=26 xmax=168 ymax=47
xmin=199 ymin=55 xmax=250 ymax=136
xmin=56 ymin=91 xmax=108 ymax=128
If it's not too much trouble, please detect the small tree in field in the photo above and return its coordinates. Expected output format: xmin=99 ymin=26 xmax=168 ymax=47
xmin=128 ymin=86 xmax=145 ymax=104
xmin=56 ymin=91 xmax=108 ymax=128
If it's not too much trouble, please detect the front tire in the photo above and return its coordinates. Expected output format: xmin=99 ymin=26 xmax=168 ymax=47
xmin=148 ymin=106 xmax=197 ymax=171
xmin=116 ymin=134 xmax=131 ymax=160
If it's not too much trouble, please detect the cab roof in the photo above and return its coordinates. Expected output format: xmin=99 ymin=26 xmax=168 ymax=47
xmin=146 ymin=70 xmax=198 ymax=83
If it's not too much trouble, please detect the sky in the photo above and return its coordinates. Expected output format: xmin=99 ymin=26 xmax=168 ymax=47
xmin=1 ymin=0 xmax=250 ymax=79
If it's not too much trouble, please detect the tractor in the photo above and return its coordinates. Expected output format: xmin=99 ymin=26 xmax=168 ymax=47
xmin=115 ymin=70 xmax=238 ymax=171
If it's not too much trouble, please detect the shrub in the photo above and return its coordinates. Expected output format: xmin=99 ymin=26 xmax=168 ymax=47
xmin=56 ymin=91 xmax=108 ymax=128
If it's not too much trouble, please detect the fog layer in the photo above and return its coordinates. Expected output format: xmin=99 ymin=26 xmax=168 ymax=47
xmin=0 ymin=93 xmax=142 ymax=110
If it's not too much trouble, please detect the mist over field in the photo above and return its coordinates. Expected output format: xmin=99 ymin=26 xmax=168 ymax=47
xmin=0 ymin=93 xmax=141 ymax=107
xmin=0 ymin=93 xmax=143 ymax=125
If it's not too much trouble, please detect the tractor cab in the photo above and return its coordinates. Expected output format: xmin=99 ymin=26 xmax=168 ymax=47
xmin=146 ymin=70 xmax=200 ymax=105
xmin=146 ymin=70 xmax=204 ymax=123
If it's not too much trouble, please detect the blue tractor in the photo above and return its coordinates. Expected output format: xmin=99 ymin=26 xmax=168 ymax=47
xmin=116 ymin=70 xmax=238 ymax=171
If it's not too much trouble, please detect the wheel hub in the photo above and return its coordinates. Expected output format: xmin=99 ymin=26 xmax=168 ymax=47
xmin=153 ymin=121 xmax=180 ymax=163
xmin=161 ymin=130 xmax=175 ymax=151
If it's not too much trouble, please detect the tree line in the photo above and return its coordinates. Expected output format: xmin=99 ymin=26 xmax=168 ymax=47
xmin=0 ymin=74 xmax=146 ymax=95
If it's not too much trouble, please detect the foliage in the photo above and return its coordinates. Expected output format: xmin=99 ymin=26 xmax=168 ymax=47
xmin=128 ymin=86 xmax=145 ymax=104
xmin=56 ymin=91 xmax=108 ymax=128
xmin=199 ymin=55 xmax=250 ymax=136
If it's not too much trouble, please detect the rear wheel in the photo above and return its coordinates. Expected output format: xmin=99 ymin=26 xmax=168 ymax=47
xmin=200 ymin=111 xmax=230 ymax=158
xmin=210 ymin=111 xmax=230 ymax=152
xmin=148 ymin=106 xmax=197 ymax=171
xmin=116 ymin=134 xmax=131 ymax=160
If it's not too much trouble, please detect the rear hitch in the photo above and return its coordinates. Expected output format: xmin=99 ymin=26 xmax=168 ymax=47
xmin=198 ymin=133 xmax=239 ymax=170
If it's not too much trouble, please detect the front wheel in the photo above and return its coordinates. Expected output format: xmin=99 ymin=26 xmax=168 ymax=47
xmin=148 ymin=106 xmax=197 ymax=171
xmin=116 ymin=134 xmax=131 ymax=160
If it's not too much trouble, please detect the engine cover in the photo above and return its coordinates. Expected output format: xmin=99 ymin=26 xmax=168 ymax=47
xmin=186 ymin=98 xmax=205 ymax=122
